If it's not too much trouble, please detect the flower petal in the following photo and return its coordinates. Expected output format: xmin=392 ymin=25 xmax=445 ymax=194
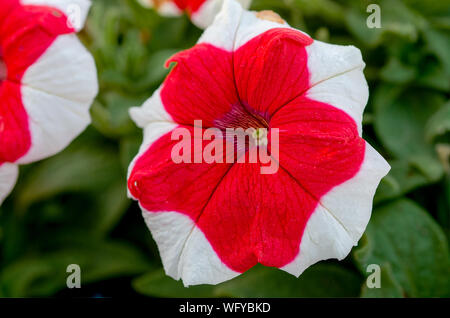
xmin=198 ymin=0 xmax=242 ymax=50
xmin=191 ymin=0 xmax=251 ymax=29
xmin=196 ymin=160 xmax=318 ymax=275
xmin=305 ymin=40 xmax=368 ymax=135
xmin=233 ymin=28 xmax=312 ymax=116
xmin=129 ymin=88 xmax=174 ymax=128
xmin=0 ymin=163 xmax=18 ymax=204
xmin=18 ymin=34 xmax=98 ymax=163
xmin=282 ymin=143 xmax=390 ymax=276
xmin=142 ymin=210 xmax=239 ymax=286
xmin=0 ymin=81 xmax=31 ymax=164
xmin=128 ymin=122 xmax=240 ymax=285
xmin=20 ymin=0 xmax=91 ymax=31
xmin=161 ymin=43 xmax=238 ymax=127
xmin=270 ymin=96 xmax=366 ymax=201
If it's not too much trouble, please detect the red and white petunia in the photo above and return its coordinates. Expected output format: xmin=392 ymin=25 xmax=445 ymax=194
xmin=0 ymin=0 xmax=98 ymax=204
xmin=138 ymin=0 xmax=251 ymax=28
xmin=128 ymin=0 xmax=390 ymax=286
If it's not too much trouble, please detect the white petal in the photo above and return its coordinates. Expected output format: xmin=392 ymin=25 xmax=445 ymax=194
xmin=233 ymin=6 xmax=293 ymax=50
xmin=19 ymin=34 xmax=98 ymax=164
xmin=20 ymin=0 xmax=91 ymax=31
xmin=129 ymin=88 xmax=174 ymax=128
xmin=306 ymin=40 xmax=368 ymax=135
xmin=191 ymin=0 xmax=252 ymax=29
xmin=198 ymin=0 xmax=244 ymax=51
xmin=142 ymin=209 xmax=239 ymax=286
xmin=201 ymin=0 xmax=309 ymax=50
xmin=0 ymin=163 xmax=18 ymax=205
xmin=282 ymin=143 xmax=390 ymax=277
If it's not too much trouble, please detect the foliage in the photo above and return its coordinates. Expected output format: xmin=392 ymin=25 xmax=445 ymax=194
xmin=0 ymin=0 xmax=449 ymax=297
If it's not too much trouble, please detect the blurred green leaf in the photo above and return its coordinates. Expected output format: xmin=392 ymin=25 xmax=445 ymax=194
xmin=425 ymin=101 xmax=450 ymax=142
xmin=133 ymin=269 xmax=215 ymax=298
xmin=215 ymin=264 xmax=362 ymax=298
xmin=0 ymin=239 xmax=151 ymax=297
xmin=373 ymin=86 xmax=445 ymax=182
xmin=375 ymin=159 xmax=431 ymax=202
xmin=14 ymin=142 xmax=123 ymax=211
xmin=354 ymin=199 xmax=450 ymax=297
xmin=360 ymin=263 xmax=404 ymax=298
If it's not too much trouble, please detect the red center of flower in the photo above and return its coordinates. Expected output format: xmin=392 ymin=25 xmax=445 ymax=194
xmin=214 ymin=102 xmax=270 ymax=153
xmin=215 ymin=102 xmax=269 ymax=131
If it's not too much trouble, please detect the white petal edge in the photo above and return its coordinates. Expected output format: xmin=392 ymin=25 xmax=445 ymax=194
xmin=20 ymin=0 xmax=91 ymax=31
xmin=305 ymin=40 xmax=368 ymax=136
xmin=0 ymin=163 xmax=18 ymax=205
xmin=191 ymin=0 xmax=252 ymax=29
xmin=282 ymin=142 xmax=390 ymax=277
xmin=142 ymin=209 xmax=240 ymax=286
xmin=18 ymin=34 xmax=98 ymax=164
xmin=129 ymin=88 xmax=174 ymax=129
xmin=198 ymin=0 xmax=244 ymax=51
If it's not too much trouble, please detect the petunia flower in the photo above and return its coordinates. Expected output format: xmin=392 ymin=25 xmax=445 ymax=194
xmin=138 ymin=0 xmax=251 ymax=28
xmin=128 ymin=0 xmax=390 ymax=286
xmin=0 ymin=0 xmax=98 ymax=204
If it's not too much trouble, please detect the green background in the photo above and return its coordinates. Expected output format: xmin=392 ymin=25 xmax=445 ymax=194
xmin=0 ymin=0 xmax=449 ymax=298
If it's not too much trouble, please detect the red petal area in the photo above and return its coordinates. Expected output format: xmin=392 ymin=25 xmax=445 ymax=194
xmin=0 ymin=81 xmax=29 ymax=162
xmin=0 ymin=3 xmax=74 ymax=164
xmin=233 ymin=28 xmax=313 ymax=117
xmin=198 ymin=160 xmax=318 ymax=272
xmin=161 ymin=43 xmax=239 ymax=127
xmin=270 ymin=96 xmax=365 ymax=200
xmin=128 ymin=126 xmax=233 ymax=220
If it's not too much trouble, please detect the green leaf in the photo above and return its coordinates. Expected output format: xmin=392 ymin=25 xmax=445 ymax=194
xmin=373 ymin=86 xmax=445 ymax=181
xmin=380 ymin=57 xmax=416 ymax=84
xmin=425 ymin=101 xmax=450 ymax=142
xmin=422 ymin=28 xmax=450 ymax=76
xmin=215 ymin=264 xmax=362 ymax=298
xmin=0 ymin=239 xmax=152 ymax=297
xmin=91 ymin=93 xmax=142 ymax=138
xmin=14 ymin=141 xmax=123 ymax=211
xmin=374 ymin=159 xmax=432 ymax=203
xmin=93 ymin=181 xmax=130 ymax=236
xmin=361 ymin=263 xmax=404 ymax=298
xmin=353 ymin=199 xmax=450 ymax=297
xmin=133 ymin=269 xmax=216 ymax=298
xmin=345 ymin=0 xmax=424 ymax=46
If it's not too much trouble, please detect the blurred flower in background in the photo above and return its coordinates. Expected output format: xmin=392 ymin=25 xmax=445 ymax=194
xmin=0 ymin=0 xmax=98 ymax=204
xmin=137 ymin=0 xmax=251 ymax=28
